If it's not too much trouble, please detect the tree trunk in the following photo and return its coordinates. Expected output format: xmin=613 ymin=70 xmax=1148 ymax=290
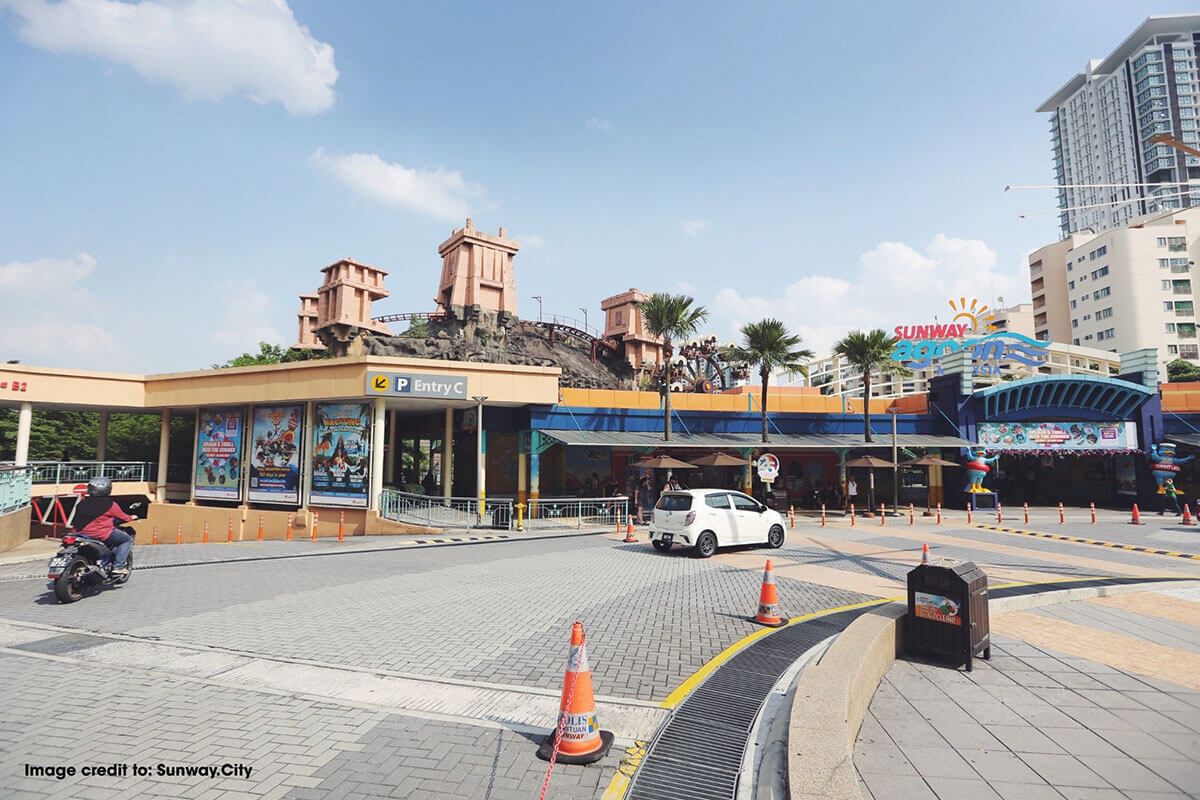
xmin=863 ymin=368 xmax=872 ymax=443
xmin=664 ymin=338 xmax=672 ymax=442
xmin=760 ymin=367 xmax=769 ymax=443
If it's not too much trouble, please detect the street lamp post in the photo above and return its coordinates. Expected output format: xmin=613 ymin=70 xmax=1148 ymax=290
xmin=473 ymin=395 xmax=488 ymax=514
xmin=532 ymin=296 xmax=543 ymax=322
xmin=888 ymin=406 xmax=900 ymax=513
xmin=579 ymin=307 xmax=589 ymax=334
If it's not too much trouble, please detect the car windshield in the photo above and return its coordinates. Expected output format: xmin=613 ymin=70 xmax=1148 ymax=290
xmin=657 ymin=493 xmax=693 ymax=511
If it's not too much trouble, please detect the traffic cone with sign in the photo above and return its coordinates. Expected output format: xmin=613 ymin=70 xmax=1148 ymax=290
xmin=624 ymin=513 xmax=637 ymax=543
xmin=536 ymin=622 xmax=614 ymax=764
xmin=751 ymin=559 xmax=787 ymax=627
xmin=921 ymin=543 xmax=930 ymax=564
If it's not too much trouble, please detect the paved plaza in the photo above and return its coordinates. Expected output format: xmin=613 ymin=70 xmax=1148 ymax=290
xmin=0 ymin=507 xmax=1197 ymax=799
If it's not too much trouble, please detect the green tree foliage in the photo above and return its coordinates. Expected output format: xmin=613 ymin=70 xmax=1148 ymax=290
xmin=723 ymin=319 xmax=813 ymax=443
xmin=832 ymin=329 xmax=906 ymax=443
xmin=637 ymin=293 xmax=708 ymax=441
xmin=0 ymin=409 xmax=194 ymax=464
xmin=213 ymin=342 xmax=330 ymax=368
xmin=1167 ymin=358 xmax=1200 ymax=382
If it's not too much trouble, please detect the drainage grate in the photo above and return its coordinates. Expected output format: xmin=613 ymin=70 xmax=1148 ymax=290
xmin=627 ymin=609 xmax=865 ymax=800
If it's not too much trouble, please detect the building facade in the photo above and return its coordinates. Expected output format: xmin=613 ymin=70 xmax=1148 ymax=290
xmin=1029 ymin=207 xmax=1200 ymax=367
xmin=1039 ymin=14 xmax=1200 ymax=236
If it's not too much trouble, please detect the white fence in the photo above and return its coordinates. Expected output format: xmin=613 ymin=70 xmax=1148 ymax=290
xmin=378 ymin=489 xmax=630 ymax=531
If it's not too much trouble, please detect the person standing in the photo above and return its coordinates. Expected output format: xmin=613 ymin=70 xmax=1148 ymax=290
xmin=846 ymin=476 xmax=858 ymax=514
xmin=1161 ymin=478 xmax=1183 ymax=515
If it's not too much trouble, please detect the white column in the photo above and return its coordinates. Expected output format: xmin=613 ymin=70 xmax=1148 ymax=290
xmin=97 ymin=410 xmax=109 ymax=462
xmin=155 ymin=409 xmax=170 ymax=502
xmin=442 ymin=408 xmax=453 ymax=500
xmin=301 ymin=402 xmax=315 ymax=507
xmin=15 ymin=402 xmax=32 ymax=466
xmin=369 ymin=398 xmax=386 ymax=511
xmin=384 ymin=409 xmax=397 ymax=485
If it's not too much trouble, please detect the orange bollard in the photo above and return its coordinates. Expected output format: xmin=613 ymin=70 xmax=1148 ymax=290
xmin=909 ymin=503 xmax=914 ymax=525
xmin=1090 ymin=502 xmax=1096 ymax=524
xmin=751 ymin=560 xmax=787 ymax=627
xmin=997 ymin=502 xmax=1003 ymax=524
xmin=176 ymin=522 xmax=182 ymax=545
xmin=338 ymin=510 xmax=345 ymax=542
xmin=820 ymin=503 xmax=826 ymax=527
xmin=286 ymin=512 xmax=293 ymax=541
xmin=921 ymin=543 xmax=930 ymax=564
xmin=1023 ymin=502 xmax=1029 ymax=525
xmin=257 ymin=514 xmax=264 ymax=542
xmin=850 ymin=503 xmax=855 ymax=527
xmin=1132 ymin=503 xmax=1147 ymax=525
xmin=880 ymin=503 xmax=886 ymax=526
xmin=966 ymin=503 xmax=972 ymax=525
xmin=789 ymin=505 xmax=795 ymax=529
xmin=936 ymin=502 xmax=942 ymax=525
xmin=535 ymin=622 xmax=614 ymax=765
xmin=311 ymin=510 xmax=319 ymax=541
xmin=227 ymin=516 xmax=234 ymax=543
xmin=203 ymin=520 xmax=209 ymax=543
xmin=1059 ymin=502 xmax=1065 ymax=524
xmin=152 ymin=525 xmax=158 ymax=545
xmin=623 ymin=513 xmax=637 ymax=543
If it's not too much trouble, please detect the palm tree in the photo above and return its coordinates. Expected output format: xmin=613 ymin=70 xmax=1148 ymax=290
xmin=638 ymin=292 xmax=708 ymax=441
xmin=832 ymin=329 xmax=904 ymax=443
xmin=723 ymin=319 xmax=813 ymax=443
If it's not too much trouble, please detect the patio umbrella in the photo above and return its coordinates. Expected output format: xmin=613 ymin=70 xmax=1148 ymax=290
xmin=844 ymin=455 xmax=896 ymax=514
xmin=688 ymin=452 xmax=749 ymax=467
xmin=899 ymin=455 xmax=960 ymax=513
xmin=632 ymin=455 xmax=698 ymax=469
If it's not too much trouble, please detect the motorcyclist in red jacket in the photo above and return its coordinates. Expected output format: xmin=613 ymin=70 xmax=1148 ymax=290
xmin=71 ymin=477 xmax=135 ymax=575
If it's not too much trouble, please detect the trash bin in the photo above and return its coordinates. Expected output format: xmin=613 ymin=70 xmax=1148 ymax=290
xmin=490 ymin=503 xmax=512 ymax=530
xmin=906 ymin=559 xmax=990 ymax=670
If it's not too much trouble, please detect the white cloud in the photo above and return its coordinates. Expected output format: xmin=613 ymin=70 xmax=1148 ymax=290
xmin=586 ymin=117 xmax=614 ymax=132
xmin=4 ymin=0 xmax=338 ymax=115
xmin=309 ymin=149 xmax=485 ymax=222
xmin=682 ymin=219 xmax=710 ymax=236
xmin=0 ymin=252 xmax=117 ymax=360
xmin=709 ymin=235 xmax=1029 ymax=358
xmin=514 ymin=232 xmax=545 ymax=248
xmin=212 ymin=278 xmax=284 ymax=349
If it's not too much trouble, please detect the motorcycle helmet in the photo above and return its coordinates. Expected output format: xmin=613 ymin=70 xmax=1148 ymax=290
xmin=87 ymin=476 xmax=113 ymax=497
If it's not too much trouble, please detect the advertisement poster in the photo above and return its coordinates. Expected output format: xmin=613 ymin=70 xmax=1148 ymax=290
xmin=311 ymin=403 xmax=370 ymax=507
xmin=1114 ymin=454 xmax=1138 ymax=496
xmin=977 ymin=421 xmax=1136 ymax=451
xmin=194 ymin=408 xmax=244 ymax=501
xmin=913 ymin=592 xmax=962 ymax=626
xmin=249 ymin=406 xmax=303 ymax=504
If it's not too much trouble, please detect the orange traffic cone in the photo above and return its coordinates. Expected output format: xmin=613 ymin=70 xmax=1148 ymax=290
xmin=1130 ymin=503 xmax=1145 ymax=526
xmin=921 ymin=543 xmax=930 ymax=564
xmin=623 ymin=514 xmax=637 ymax=543
xmin=751 ymin=559 xmax=787 ymax=627
xmin=1183 ymin=504 xmax=1194 ymax=526
xmin=536 ymin=622 xmax=614 ymax=764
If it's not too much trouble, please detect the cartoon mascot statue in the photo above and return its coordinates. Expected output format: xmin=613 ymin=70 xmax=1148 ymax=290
xmin=965 ymin=447 xmax=1000 ymax=493
xmin=1148 ymin=442 xmax=1194 ymax=494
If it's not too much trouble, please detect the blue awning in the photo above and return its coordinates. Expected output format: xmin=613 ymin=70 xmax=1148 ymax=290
xmin=976 ymin=375 xmax=1154 ymax=421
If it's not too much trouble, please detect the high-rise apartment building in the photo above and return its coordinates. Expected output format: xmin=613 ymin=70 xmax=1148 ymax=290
xmin=1039 ymin=15 xmax=1200 ymax=237
xmin=1029 ymin=207 xmax=1200 ymax=367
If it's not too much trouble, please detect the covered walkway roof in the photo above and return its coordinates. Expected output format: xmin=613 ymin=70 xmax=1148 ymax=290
xmin=975 ymin=375 xmax=1154 ymax=421
xmin=537 ymin=430 xmax=971 ymax=450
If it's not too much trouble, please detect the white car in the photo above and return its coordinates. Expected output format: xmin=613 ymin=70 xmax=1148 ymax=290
xmin=649 ymin=489 xmax=787 ymax=557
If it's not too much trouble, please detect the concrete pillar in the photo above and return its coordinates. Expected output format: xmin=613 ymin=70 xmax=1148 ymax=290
xmin=15 ymin=402 xmax=32 ymax=466
xmin=97 ymin=410 xmax=109 ymax=462
xmin=530 ymin=451 xmax=540 ymax=507
xmin=384 ymin=409 xmax=397 ymax=485
xmin=370 ymin=398 xmax=386 ymax=511
xmin=442 ymin=408 xmax=453 ymax=500
xmin=155 ymin=409 xmax=170 ymax=503
xmin=301 ymin=402 xmax=315 ymax=507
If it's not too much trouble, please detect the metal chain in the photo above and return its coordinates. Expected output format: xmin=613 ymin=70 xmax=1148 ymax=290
xmin=536 ymin=666 xmax=580 ymax=800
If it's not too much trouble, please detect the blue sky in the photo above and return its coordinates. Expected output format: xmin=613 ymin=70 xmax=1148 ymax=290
xmin=2 ymin=0 xmax=1197 ymax=373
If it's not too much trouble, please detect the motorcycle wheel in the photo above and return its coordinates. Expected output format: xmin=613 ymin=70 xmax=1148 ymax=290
xmin=114 ymin=552 xmax=133 ymax=585
xmin=54 ymin=557 xmax=89 ymax=603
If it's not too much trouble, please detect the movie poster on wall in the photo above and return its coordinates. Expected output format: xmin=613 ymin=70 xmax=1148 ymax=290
xmin=194 ymin=408 xmax=244 ymax=501
xmin=311 ymin=403 xmax=370 ymax=507
xmin=248 ymin=406 xmax=303 ymax=504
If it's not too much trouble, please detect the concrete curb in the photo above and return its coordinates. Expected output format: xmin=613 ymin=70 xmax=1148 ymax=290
xmin=784 ymin=578 xmax=1200 ymax=800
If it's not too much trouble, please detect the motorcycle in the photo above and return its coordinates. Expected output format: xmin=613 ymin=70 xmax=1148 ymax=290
xmin=48 ymin=502 xmax=143 ymax=604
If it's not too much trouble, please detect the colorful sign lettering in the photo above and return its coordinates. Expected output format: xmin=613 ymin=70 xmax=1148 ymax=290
xmin=194 ymin=408 xmax=244 ymax=501
xmin=913 ymin=591 xmax=962 ymax=626
xmin=976 ymin=421 xmax=1137 ymax=451
xmin=311 ymin=403 xmax=370 ymax=508
xmin=248 ymin=406 xmax=303 ymax=504
xmin=890 ymin=297 xmax=1049 ymax=374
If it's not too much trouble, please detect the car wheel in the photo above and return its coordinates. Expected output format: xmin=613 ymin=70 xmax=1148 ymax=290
xmin=652 ymin=540 xmax=672 ymax=552
xmin=767 ymin=524 xmax=785 ymax=549
xmin=694 ymin=531 xmax=717 ymax=558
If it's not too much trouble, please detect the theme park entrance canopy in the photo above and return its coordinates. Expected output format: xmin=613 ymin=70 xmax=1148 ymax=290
xmin=536 ymin=430 xmax=972 ymax=449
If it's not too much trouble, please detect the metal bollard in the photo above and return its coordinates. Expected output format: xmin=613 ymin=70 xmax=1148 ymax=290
xmin=516 ymin=502 xmax=525 ymax=532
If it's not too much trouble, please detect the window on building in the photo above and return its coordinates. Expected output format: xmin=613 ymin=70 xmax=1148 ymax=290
xmin=1167 ymin=323 xmax=1178 ymax=333
xmin=1169 ymin=236 xmax=1188 ymax=251
xmin=1178 ymin=300 xmax=1195 ymax=316
xmin=1166 ymin=301 xmax=1176 ymax=311
xmin=1169 ymin=344 xmax=1180 ymax=354
xmin=1160 ymin=258 xmax=1171 ymax=268
xmin=1091 ymin=266 xmax=1109 ymax=279
xmin=1072 ymin=319 xmax=1079 ymax=328
xmin=1095 ymin=245 xmax=1107 ymax=257
xmin=1096 ymin=328 xmax=1116 ymax=341
xmin=1084 ymin=334 xmax=1093 ymax=340
xmin=1068 ymin=280 xmax=1075 ymax=290
xmin=615 ymin=310 xmax=623 ymax=325
xmin=1074 ymin=338 xmax=1080 ymax=345
xmin=1164 ymin=280 xmax=1174 ymax=290
xmin=1071 ymin=300 xmax=1077 ymax=309
xmin=1158 ymin=237 xmax=1168 ymax=246
xmin=1181 ymin=344 xmax=1200 ymax=359
xmin=1174 ymin=279 xmax=1192 ymax=295
xmin=1180 ymin=323 xmax=1198 ymax=339
xmin=1093 ymin=287 xmax=1111 ymax=300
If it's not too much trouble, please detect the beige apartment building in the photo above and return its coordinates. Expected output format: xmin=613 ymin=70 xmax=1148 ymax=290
xmin=1029 ymin=207 xmax=1200 ymax=373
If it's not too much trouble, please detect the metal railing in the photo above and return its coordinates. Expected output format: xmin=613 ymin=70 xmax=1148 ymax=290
xmin=0 ymin=461 xmax=173 ymax=484
xmin=523 ymin=496 xmax=630 ymax=530
xmin=0 ymin=466 xmax=33 ymax=514
xmin=379 ymin=489 xmax=515 ymax=530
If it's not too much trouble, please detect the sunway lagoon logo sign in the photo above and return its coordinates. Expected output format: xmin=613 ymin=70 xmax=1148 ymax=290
xmin=890 ymin=297 xmax=1049 ymax=376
